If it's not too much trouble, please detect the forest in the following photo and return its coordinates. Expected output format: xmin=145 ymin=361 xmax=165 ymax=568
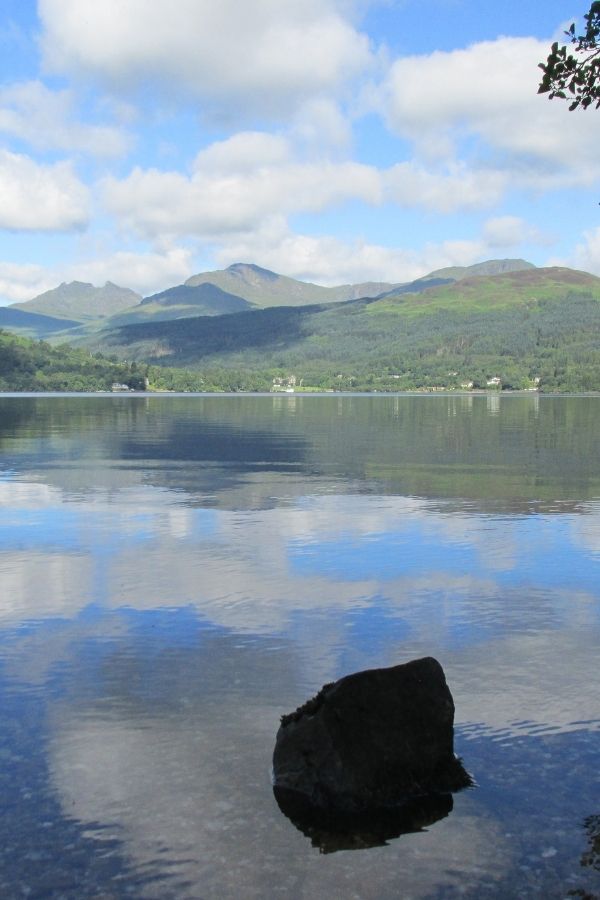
xmin=79 ymin=285 xmax=600 ymax=393
xmin=0 ymin=331 xmax=149 ymax=392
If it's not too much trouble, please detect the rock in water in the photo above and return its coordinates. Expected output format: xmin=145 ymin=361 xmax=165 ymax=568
xmin=272 ymin=657 xmax=471 ymax=813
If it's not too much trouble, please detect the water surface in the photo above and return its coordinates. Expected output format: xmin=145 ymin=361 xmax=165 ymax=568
xmin=0 ymin=394 xmax=599 ymax=898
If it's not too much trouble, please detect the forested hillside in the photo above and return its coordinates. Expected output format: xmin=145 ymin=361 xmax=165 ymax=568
xmin=76 ymin=267 xmax=600 ymax=392
xmin=0 ymin=331 xmax=148 ymax=392
xmin=0 ymin=330 xmax=265 ymax=392
xmin=4 ymin=266 xmax=600 ymax=394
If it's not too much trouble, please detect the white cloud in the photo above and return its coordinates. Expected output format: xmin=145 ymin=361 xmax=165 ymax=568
xmin=379 ymin=37 xmax=600 ymax=187
xmin=384 ymin=162 xmax=508 ymax=212
xmin=103 ymin=125 xmax=519 ymax=249
xmin=213 ymin=212 xmax=553 ymax=285
xmin=39 ymin=0 xmax=374 ymax=120
xmin=66 ymin=246 xmax=195 ymax=295
xmin=195 ymin=131 xmax=291 ymax=173
xmin=102 ymin=132 xmax=382 ymax=239
xmin=0 ymin=80 xmax=131 ymax=158
xmin=568 ymin=226 xmax=600 ymax=277
xmin=0 ymin=247 xmax=195 ymax=304
xmin=0 ymin=150 xmax=90 ymax=232
xmin=483 ymin=216 xmax=546 ymax=248
xmin=0 ymin=261 xmax=52 ymax=304
xmin=290 ymin=97 xmax=353 ymax=151
xmin=214 ymin=222 xmax=486 ymax=285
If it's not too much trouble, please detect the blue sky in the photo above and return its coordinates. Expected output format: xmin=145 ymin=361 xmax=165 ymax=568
xmin=1 ymin=0 xmax=599 ymax=304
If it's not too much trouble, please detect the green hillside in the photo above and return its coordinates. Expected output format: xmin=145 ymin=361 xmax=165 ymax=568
xmin=74 ymin=267 xmax=600 ymax=392
xmin=0 ymin=330 xmax=148 ymax=392
xmin=372 ymin=266 xmax=598 ymax=315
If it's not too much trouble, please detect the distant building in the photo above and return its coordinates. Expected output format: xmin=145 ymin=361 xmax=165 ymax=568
xmin=271 ymin=375 xmax=296 ymax=392
xmin=486 ymin=376 xmax=501 ymax=387
xmin=111 ymin=383 xmax=131 ymax=392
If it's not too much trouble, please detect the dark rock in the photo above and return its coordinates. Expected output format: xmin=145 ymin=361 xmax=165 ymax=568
xmin=272 ymin=657 xmax=471 ymax=813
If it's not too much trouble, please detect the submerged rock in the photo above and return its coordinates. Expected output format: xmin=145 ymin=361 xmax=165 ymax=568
xmin=272 ymin=657 xmax=471 ymax=814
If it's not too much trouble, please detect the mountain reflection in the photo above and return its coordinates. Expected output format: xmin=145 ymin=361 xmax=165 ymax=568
xmin=2 ymin=394 xmax=600 ymax=510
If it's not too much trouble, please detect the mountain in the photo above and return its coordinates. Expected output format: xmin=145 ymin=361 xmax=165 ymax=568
xmin=14 ymin=281 xmax=142 ymax=322
xmin=182 ymin=259 xmax=535 ymax=308
xmin=184 ymin=262 xmax=398 ymax=307
xmin=71 ymin=266 xmax=600 ymax=392
xmin=374 ymin=259 xmax=535 ymax=300
xmin=107 ymin=282 xmax=254 ymax=326
xmin=4 ymin=258 xmax=536 ymax=342
xmin=424 ymin=258 xmax=535 ymax=281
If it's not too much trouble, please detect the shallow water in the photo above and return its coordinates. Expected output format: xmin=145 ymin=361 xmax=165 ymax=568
xmin=0 ymin=393 xmax=598 ymax=898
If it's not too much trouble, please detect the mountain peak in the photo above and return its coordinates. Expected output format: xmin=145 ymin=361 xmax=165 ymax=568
xmin=226 ymin=263 xmax=279 ymax=281
xmin=14 ymin=280 xmax=141 ymax=322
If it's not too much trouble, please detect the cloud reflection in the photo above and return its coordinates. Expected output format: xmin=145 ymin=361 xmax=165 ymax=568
xmin=0 ymin=395 xmax=598 ymax=895
xmin=45 ymin=633 xmax=512 ymax=899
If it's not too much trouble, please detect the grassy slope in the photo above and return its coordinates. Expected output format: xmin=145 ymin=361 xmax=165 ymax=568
xmin=370 ymin=267 xmax=600 ymax=315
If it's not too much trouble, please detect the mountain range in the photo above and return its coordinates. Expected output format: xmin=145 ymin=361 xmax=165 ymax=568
xmin=2 ymin=257 xmax=600 ymax=393
xmin=0 ymin=258 xmax=535 ymax=341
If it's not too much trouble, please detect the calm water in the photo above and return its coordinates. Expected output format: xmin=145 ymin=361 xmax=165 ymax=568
xmin=0 ymin=393 xmax=599 ymax=899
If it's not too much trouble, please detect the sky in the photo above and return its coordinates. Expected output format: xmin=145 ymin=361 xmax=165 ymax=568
xmin=1 ymin=0 xmax=600 ymax=304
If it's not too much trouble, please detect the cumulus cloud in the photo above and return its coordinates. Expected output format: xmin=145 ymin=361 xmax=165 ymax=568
xmin=483 ymin=215 xmax=549 ymax=249
xmin=0 ymin=247 xmax=194 ymax=304
xmin=379 ymin=37 xmax=600 ymax=187
xmin=102 ymin=124 xmax=522 ymax=251
xmin=568 ymin=226 xmax=600 ymax=277
xmin=0 ymin=261 xmax=53 ymax=304
xmin=66 ymin=246 xmax=195 ymax=295
xmin=0 ymin=80 xmax=131 ymax=157
xmin=384 ymin=162 xmax=508 ymax=212
xmin=0 ymin=150 xmax=90 ymax=232
xmin=38 ymin=0 xmax=374 ymax=120
xmin=213 ymin=220 xmax=490 ymax=285
xmin=290 ymin=97 xmax=353 ymax=151
xmin=102 ymin=131 xmax=382 ymax=239
xmin=212 ymin=209 xmax=554 ymax=285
